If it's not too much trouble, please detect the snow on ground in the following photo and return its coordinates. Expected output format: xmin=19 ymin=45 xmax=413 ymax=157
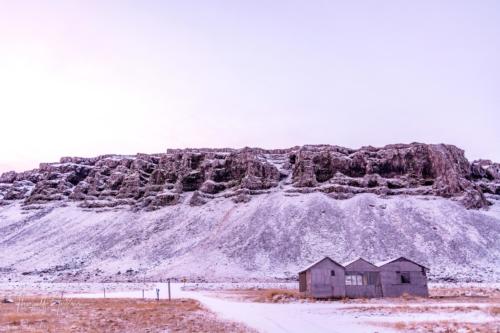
xmin=68 ymin=284 xmax=500 ymax=333
xmin=70 ymin=283 xmax=500 ymax=333
xmin=430 ymin=282 xmax=500 ymax=289
xmin=1 ymin=192 xmax=499 ymax=283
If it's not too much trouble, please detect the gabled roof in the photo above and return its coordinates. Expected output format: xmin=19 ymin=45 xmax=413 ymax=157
xmin=342 ymin=257 xmax=377 ymax=268
xmin=342 ymin=258 xmax=360 ymax=267
xmin=375 ymin=256 xmax=429 ymax=270
xmin=298 ymin=256 xmax=344 ymax=273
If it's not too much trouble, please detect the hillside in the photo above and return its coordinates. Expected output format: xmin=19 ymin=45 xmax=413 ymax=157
xmin=0 ymin=143 xmax=499 ymax=282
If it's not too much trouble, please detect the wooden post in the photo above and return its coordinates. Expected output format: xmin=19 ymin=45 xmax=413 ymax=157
xmin=168 ymin=279 xmax=171 ymax=301
xmin=156 ymin=288 xmax=159 ymax=301
xmin=104 ymin=288 xmax=106 ymax=299
xmin=142 ymin=289 xmax=144 ymax=299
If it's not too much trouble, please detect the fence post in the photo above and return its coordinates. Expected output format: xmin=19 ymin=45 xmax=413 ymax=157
xmin=142 ymin=289 xmax=144 ymax=299
xmin=168 ymin=279 xmax=171 ymax=301
xmin=156 ymin=288 xmax=159 ymax=301
xmin=104 ymin=288 xmax=106 ymax=299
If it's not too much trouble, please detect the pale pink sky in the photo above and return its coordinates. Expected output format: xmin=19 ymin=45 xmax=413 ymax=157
xmin=0 ymin=1 xmax=499 ymax=173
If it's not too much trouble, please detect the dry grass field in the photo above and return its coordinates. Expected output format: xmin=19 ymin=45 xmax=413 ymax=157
xmin=210 ymin=284 xmax=500 ymax=304
xmin=380 ymin=320 xmax=500 ymax=333
xmin=204 ymin=285 xmax=499 ymax=332
xmin=430 ymin=284 xmax=500 ymax=301
xmin=0 ymin=297 xmax=254 ymax=333
xmin=211 ymin=288 xmax=309 ymax=303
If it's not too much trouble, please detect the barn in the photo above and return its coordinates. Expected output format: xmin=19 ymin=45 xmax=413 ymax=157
xmin=344 ymin=257 xmax=383 ymax=298
xmin=299 ymin=256 xmax=429 ymax=298
xmin=298 ymin=257 xmax=345 ymax=298
xmin=376 ymin=257 xmax=429 ymax=297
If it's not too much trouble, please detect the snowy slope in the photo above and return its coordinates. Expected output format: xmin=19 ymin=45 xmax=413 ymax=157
xmin=1 ymin=192 xmax=499 ymax=282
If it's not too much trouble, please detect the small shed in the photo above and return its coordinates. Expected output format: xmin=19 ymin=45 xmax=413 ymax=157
xmin=376 ymin=257 xmax=429 ymax=297
xmin=298 ymin=257 xmax=346 ymax=298
xmin=344 ymin=257 xmax=383 ymax=298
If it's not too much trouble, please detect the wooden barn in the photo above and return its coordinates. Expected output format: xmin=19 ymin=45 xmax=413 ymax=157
xmin=376 ymin=257 xmax=429 ymax=297
xmin=298 ymin=257 xmax=345 ymax=298
xmin=299 ymin=256 xmax=429 ymax=298
xmin=344 ymin=257 xmax=383 ymax=298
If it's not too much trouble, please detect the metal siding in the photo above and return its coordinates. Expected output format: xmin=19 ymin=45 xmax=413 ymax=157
xmin=300 ymin=257 xmax=428 ymax=299
xmin=345 ymin=259 xmax=383 ymax=298
xmin=379 ymin=259 xmax=429 ymax=297
xmin=308 ymin=259 xmax=346 ymax=298
xmin=345 ymin=285 xmax=377 ymax=298
xmin=345 ymin=259 xmax=378 ymax=272
xmin=345 ymin=272 xmax=382 ymax=298
xmin=303 ymin=270 xmax=312 ymax=295
xmin=299 ymin=272 xmax=307 ymax=292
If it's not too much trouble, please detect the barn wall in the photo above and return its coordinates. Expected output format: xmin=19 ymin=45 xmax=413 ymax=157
xmin=379 ymin=259 xmax=429 ymax=297
xmin=345 ymin=259 xmax=378 ymax=272
xmin=299 ymin=272 xmax=307 ymax=292
xmin=309 ymin=259 xmax=345 ymax=298
xmin=345 ymin=285 xmax=378 ymax=298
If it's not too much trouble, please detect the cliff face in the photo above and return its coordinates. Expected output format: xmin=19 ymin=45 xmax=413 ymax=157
xmin=0 ymin=143 xmax=499 ymax=210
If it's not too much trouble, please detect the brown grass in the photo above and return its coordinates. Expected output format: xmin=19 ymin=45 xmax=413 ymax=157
xmin=380 ymin=320 xmax=500 ymax=333
xmin=429 ymin=285 xmax=500 ymax=303
xmin=210 ymin=288 xmax=310 ymax=303
xmin=342 ymin=304 xmax=486 ymax=315
xmin=0 ymin=296 xmax=255 ymax=332
xmin=259 ymin=289 xmax=305 ymax=302
xmin=489 ymin=306 xmax=500 ymax=317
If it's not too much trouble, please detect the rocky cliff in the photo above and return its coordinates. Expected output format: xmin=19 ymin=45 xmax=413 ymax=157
xmin=1 ymin=143 xmax=499 ymax=210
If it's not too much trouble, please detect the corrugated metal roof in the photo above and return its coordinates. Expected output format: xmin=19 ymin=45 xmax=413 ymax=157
xmin=375 ymin=257 xmax=401 ymax=267
xmin=298 ymin=256 xmax=344 ymax=273
xmin=299 ymin=256 xmax=429 ymax=273
xmin=343 ymin=257 xmax=377 ymax=268
xmin=375 ymin=256 xmax=429 ymax=270
xmin=342 ymin=257 xmax=363 ymax=267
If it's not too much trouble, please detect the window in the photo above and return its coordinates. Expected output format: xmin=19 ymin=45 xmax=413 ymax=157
xmin=345 ymin=274 xmax=363 ymax=286
xmin=400 ymin=272 xmax=411 ymax=284
xmin=330 ymin=270 xmax=335 ymax=276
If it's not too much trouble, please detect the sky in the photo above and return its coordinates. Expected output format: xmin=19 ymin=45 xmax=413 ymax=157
xmin=0 ymin=1 xmax=499 ymax=173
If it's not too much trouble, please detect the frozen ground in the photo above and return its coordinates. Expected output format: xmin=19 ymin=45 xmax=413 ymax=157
xmin=1 ymin=282 xmax=498 ymax=333
xmin=173 ymin=290 xmax=496 ymax=333
xmin=1 ymin=192 xmax=500 ymax=283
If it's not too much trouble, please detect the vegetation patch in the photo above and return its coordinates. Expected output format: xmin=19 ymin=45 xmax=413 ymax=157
xmin=379 ymin=320 xmax=500 ymax=333
xmin=210 ymin=288 xmax=312 ymax=303
xmin=0 ymin=296 xmax=255 ymax=332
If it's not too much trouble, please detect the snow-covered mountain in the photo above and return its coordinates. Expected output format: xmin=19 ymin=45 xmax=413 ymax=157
xmin=0 ymin=143 xmax=499 ymax=282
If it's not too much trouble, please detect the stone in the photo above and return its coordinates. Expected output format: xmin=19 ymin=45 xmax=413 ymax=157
xmin=189 ymin=191 xmax=208 ymax=206
xmin=0 ymin=171 xmax=17 ymax=183
xmin=0 ymin=143 xmax=497 ymax=210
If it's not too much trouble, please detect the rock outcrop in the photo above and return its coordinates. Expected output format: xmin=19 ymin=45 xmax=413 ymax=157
xmin=0 ymin=143 xmax=498 ymax=209
xmin=470 ymin=159 xmax=500 ymax=196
